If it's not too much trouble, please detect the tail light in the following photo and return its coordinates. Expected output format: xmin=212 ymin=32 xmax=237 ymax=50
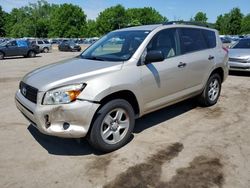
xmin=222 ymin=47 xmax=228 ymax=53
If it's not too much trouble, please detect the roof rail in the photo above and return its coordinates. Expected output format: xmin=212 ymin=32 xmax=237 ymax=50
xmin=163 ymin=21 xmax=209 ymax=28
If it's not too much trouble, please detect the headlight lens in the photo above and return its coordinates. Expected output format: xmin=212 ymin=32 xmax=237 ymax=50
xmin=43 ymin=84 xmax=86 ymax=105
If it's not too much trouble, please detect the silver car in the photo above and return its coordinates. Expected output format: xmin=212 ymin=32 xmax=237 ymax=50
xmin=16 ymin=22 xmax=228 ymax=152
xmin=228 ymin=38 xmax=250 ymax=71
xmin=32 ymin=39 xmax=52 ymax=53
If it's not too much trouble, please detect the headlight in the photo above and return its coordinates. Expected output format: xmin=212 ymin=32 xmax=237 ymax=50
xmin=43 ymin=84 xmax=86 ymax=105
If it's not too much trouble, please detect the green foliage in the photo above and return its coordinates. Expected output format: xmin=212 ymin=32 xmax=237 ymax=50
xmin=96 ymin=5 xmax=127 ymax=35
xmin=241 ymin=14 xmax=250 ymax=34
xmin=228 ymin=8 xmax=243 ymax=35
xmin=2 ymin=0 xmax=249 ymax=37
xmin=0 ymin=6 xmax=7 ymax=36
xmin=126 ymin=7 xmax=167 ymax=26
xmin=83 ymin=20 xmax=100 ymax=37
xmin=48 ymin=4 xmax=86 ymax=38
xmin=194 ymin=12 xmax=208 ymax=23
xmin=215 ymin=8 xmax=243 ymax=35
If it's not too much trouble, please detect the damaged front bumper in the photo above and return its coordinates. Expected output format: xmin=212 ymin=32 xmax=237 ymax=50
xmin=15 ymin=90 xmax=100 ymax=138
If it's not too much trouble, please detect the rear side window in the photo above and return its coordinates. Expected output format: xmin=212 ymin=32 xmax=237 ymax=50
xmin=37 ymin=41 xmax=43 ymax=44
xmin=44 ymin=40 xmax=50 ymax=44
xmin=202 ymin=30 xmax=216 ymax=48
xmin=179 ymin=28 xmax=207 ymax=54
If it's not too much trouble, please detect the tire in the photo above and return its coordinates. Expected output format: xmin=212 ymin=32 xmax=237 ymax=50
xmin=198 ymin=73 xmax=222 ymax=107
xmin=88 ymin=99 xmax=135 ymax=152
xmin=0 ymin=52 xmax=4 ymax=60
xmin=43 ymin=47 xmax=49 ymax=53
xmin=28 ymin=51 xmax=36 ymax=58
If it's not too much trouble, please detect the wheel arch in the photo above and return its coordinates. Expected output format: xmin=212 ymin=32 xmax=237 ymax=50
xmin=87 ymin=90 xmax=140 ymax=136
xmin=209 ymin=67 xmax=224 ymax=82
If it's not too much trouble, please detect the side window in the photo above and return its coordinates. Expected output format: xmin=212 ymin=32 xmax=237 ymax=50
xmin=37 ymin=41 xmax=43 ymax=44
xmin=17 ymin=40 xmax=28 ymax=47
xmin=179 ymin=28 xmax=207 ymax=54
xmin=202 ymin=30 xmax=216 ymax=48
xmin=8 ymin=41 xmax=17 ymax=47
xmin=147 ymin=29 xmax=179 ymax=59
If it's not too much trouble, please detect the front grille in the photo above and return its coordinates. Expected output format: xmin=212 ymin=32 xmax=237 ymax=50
xmin=229 ymin=58 xmax=248 ymax=63
xmin=19 ymin=81 xmax=38 ymax=103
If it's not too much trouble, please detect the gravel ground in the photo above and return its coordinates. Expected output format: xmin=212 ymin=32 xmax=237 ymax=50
xmin=0 ymin=51 xmax=249 ymax=188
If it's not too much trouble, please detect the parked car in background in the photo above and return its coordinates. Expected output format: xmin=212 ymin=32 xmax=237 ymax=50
xmin=31 ymin=39 xmax=52 ymax=53
xmin=58 ymin=41 xmax=81 ymax=52
xmin=0 ymin=40 xmax=39 ymax=60
xmin=220 ymin=36 xmax=232 ymax=44
xmin=229 ymin=38 xmax=250 ymax=71
xmin=16 ymin=22 xmax=228 ymax=152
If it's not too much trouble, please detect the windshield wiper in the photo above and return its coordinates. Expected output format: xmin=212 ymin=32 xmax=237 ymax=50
xmin=82 ymin=56 xmax=105 ymax=61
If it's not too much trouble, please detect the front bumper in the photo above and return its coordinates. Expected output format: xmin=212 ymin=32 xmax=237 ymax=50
xmin=15 ymin=90 xmax=100 ymax=138
xmin=229 ymin=61 xmax=250 ymax=71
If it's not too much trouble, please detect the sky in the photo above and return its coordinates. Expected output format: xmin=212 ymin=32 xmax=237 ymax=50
xmin=0 ymin=0 xmax=250 ymax=23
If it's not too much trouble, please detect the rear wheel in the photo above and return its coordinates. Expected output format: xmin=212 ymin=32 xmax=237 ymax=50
xmin=43 ymin=47 xmax=49 ymax=53
xmin=198 ymin=73 xmax=222 ymax=107
xmin=28 ymin=51 xmax=36 ymax=58
xmin=0 ymin=52 xmax=4 ymax=60
xmin=88 ymin=99 xmax=135 ymax=152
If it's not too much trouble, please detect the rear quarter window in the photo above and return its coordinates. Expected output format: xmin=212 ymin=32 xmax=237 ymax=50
xmin=17 ymin=40 xmax=28 ymax=47
xmin=202 ymin=30 xmax=216 ymax=48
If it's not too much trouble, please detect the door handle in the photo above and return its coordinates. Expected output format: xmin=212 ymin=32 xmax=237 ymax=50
xmin=178 ymin=62 xmax=186 ymax=68
xmin=208 ymin=55 xmax=214 ymax=60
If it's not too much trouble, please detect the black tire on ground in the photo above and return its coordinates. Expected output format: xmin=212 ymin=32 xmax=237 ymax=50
xmin=0 ymin=52 xmax=4 ymax=60
xmin=43 ymin=47 xmax=49 ymax=53
xmin=27 ymin=51 xmax=36 ymax=58
xmin=198 ymin=73 xmax=222 ymax=107
xmin=88 ymin=99 xmax=135 ymax=152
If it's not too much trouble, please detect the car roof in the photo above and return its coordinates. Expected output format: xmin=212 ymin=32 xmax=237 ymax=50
xmin=116 ymin=24 xmax=161 ymax=32
xmin=114 ymin=23 xmax=216 ymax=33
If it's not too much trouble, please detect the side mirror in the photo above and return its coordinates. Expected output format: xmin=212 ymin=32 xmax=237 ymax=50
xmin=145 ymin=50 xmax=164 ymax=64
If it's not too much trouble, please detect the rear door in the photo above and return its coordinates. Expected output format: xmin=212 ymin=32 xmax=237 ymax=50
xmin=16 ymin=40 xmax=29 ymax=55
xmin=176 ymin=28 xmax=216 ymax=90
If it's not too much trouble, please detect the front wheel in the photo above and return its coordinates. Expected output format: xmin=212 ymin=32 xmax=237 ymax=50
xmin=88 ymin=99 xmax=135 ymax=152
xmin=198 ymin=73 xmax=222 ymax=107
xmin=28 ymin=51 xmax=36 ymax=58
xmin=43 ymin=47 xmax=49 ymax=53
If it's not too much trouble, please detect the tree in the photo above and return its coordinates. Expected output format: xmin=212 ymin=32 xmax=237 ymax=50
xmin=96 ymin=4 xmax=127 ymax=35
xmin=49 ymin=3 xmax=86 ymax=37
xmin=126 ymin=7 xmax=167 ymax=26
xmin=228 ymin=8 xmax=243 ymax=35
xmin=83 ymin=20 xmax=100 ymax=37
xmin=0 ymin=6 xmax=7 ymax=36
xmin=215 ymin=14 xmax=230 ymax=34
xmin=241 ymin=14 xmax=250 ymax=34
xmin=194 ymin=12 xmax=208 ymax=23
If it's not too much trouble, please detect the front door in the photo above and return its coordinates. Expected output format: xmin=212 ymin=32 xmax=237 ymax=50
xmin=140 ymin=28 xmax=188 ymax=113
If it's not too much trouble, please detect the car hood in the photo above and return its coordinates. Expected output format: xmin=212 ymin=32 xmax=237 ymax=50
xmin=23 ymin=57 xmax=123 ymax=91
xmin=229 ymin=49 xmax=250 ymax=59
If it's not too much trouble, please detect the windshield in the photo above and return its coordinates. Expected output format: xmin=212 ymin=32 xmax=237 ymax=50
xmin=232 ymin=39 xmax=250 ymax=49
xmin=80 ymin=30 xmax=150 ymax=61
